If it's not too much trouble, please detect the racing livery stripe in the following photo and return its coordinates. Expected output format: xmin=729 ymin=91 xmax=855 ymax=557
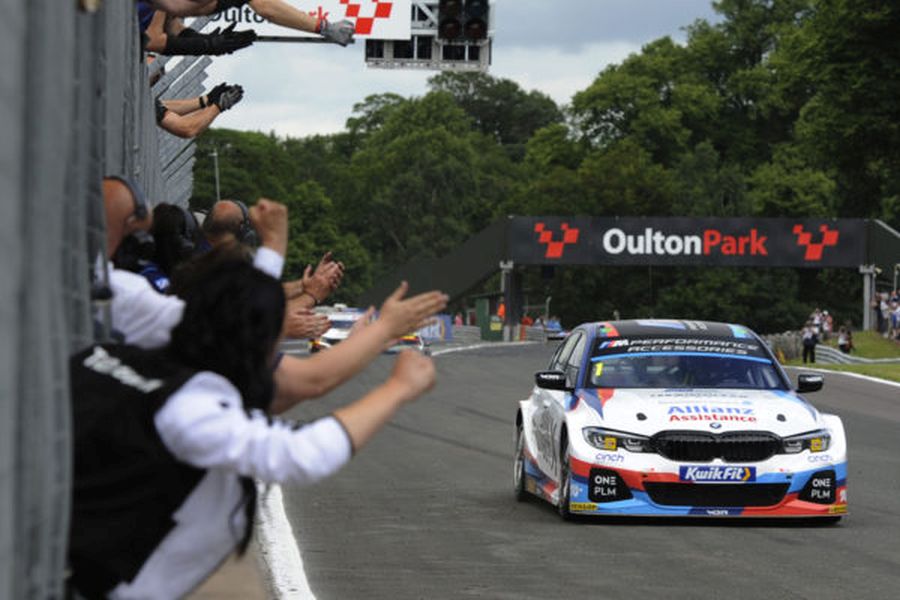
xmin=590 ymin=351 xmax=772 ymax=363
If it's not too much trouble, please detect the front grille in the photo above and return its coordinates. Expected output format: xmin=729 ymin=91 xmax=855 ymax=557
xmin=652 ymin=431 xmax=782 ymax=462
xmin=644 ymin=483 xmax=789 ymax=507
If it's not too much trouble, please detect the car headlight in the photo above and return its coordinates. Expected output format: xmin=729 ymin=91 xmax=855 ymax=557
xmin=782 ymin=429 xmax=831 ymax=454
xmin=583 ymin=427 xmax=652 ymax=453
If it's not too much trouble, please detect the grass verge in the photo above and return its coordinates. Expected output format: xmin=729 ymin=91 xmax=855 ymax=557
xmin=784 ymin=361 xmax=900 ymax=384
xmin=823 ymin=331 xmax=900 ymax=359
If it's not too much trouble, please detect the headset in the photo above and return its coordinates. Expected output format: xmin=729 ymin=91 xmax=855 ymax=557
xmin=178 ymin=205 xmax=201 ymax=257
xmin=227 ymin=199 xmax=259 ymax=247
xmin=104 ymin=175 xmax=149 ymax=221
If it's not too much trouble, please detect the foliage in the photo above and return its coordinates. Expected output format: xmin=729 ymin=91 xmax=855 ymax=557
xmin=192 ymin=0 xmax=900 ymax=332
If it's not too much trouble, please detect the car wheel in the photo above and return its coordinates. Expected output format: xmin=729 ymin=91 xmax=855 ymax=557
xmin=514 ymin=423 xmax=527 ymax=502
xmin=558 ymin=436 xmax=573 ymax=521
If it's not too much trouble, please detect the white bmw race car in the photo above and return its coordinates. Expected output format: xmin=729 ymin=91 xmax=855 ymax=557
xmin=514 ymin=319 xmax=847 ymax=520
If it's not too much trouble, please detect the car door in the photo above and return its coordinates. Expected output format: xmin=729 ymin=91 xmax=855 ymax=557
xmin=532 ymin=332 xmax=581 ymax=478
xmin=550 ymin=332 xmax=587 ymax=480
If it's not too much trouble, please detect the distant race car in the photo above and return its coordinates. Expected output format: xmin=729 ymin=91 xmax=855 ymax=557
xmin=514 ymin=319 xmax=847 ymax=521
xmin=309 ymin=309 xmax=364 ymax=353
xmin=385 ymin=334 xmax=430 ymax=355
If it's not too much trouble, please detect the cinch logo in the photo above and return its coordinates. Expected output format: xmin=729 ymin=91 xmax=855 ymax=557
xmin=535 ymin=222 xmax=580 ymax=259
xmin=602 ymin=228 xmax=768 ymax=257
xmin=793 ymin=224 xmax=840 ymax=261
xmin=339 ymin=0 xmax=394 ymax=35
xmin=680 ymin=466 xmax=756 ymax=483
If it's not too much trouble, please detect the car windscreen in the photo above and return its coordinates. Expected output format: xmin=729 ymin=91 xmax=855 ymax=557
xmin=587 ymin=336 xmax=786 ymax=390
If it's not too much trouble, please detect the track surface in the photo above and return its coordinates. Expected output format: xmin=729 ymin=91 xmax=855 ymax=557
xmin=281 ymin=344 xmax=900 ymax=600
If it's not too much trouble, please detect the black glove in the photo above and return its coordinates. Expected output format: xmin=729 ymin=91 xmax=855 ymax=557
xmin=206 ymin=82 xmax=230 ymax=107
xmin=207 ymin=23 xmax=257 ymax=55
xmin=215 ymin=0 xmax=252 ymax=11
xmin=163 ymin=24 xmax=256 ymax=56
xmin=212 ymin=85 xmax=244 ymax=112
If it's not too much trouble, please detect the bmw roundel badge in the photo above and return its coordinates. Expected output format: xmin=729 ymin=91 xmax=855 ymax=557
xmin=710 ymin=422 xmax=722 ymax=430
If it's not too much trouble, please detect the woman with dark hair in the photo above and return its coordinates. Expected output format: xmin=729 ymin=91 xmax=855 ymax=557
xmin=68 ymin=260 xmax=436 ymax=599
xmin=140 ymin=203 xmax=205 ymax=293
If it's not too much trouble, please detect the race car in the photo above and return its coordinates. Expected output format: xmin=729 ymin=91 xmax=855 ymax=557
xmin=385 ymin=333 xmax=430 ymax=355
xmin=514 ymin=319 xmax=847 ymax=521
xmin=308 ymin=309 xmax=364 ymax=353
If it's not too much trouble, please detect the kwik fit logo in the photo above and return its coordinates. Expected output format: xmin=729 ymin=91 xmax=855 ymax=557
xmin=680 ymin=466 xmax=756 ymax=482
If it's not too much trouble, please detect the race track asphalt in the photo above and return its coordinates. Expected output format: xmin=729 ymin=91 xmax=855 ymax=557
xmin=280 ymin=344 xmax=900 ymax=600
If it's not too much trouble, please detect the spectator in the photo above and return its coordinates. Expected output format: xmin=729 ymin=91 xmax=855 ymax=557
xmin=810 ymin=308 xmax=823 ymax=337
xmin=872 ymin=292 xmax=887 ymax=335
xmin=496 ymin=300 xmax=506 ymax=320
xmin=546 ymin=315 xmax=562 ymax=332
xmin=822 ymin=310 xmax=833 ymax=341
xmin=203 ymin=200 xmax=344 ymax=311
xmin=68 ymin=260 xmax=437 ymax=599
xmin=146 ymin=0 xmax=355 ymax=46
xmin=155 ymin=82 xmax=244 ymax=139
xmin=101 ymin=179 xmax=286 ymax=349
xmin=453 ymin=312 xmax=463 ymax=326
xmin=837 ymin=326 xmax=853 ymax=354
xmin=139 ymin=203 xmax=204 ymax=293
xmin=891 ymin=295 xmax=900 ymax=341
xmin=101 ymin=179 xmax=448 ymax=414
xmin=801 ymin=322 xmax=818 ymax=364
xmin=169 ymin=244 xmax=447 ymax=414
xmin=521 ymin=314 xmax=534 ymax=327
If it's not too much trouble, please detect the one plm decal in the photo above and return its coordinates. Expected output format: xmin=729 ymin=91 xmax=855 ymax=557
xmin=680 ymin=466 xmax=756 ymax=483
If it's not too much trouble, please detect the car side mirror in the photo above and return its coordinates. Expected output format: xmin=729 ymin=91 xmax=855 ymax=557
xmin=797 ymin=373 xmax=824 ymax=393
xmin=535 ymin=370 xmax=570 ymax=391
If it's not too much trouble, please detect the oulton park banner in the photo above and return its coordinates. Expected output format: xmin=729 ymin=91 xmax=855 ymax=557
xmin=207 ymin=0 xmax=412 ymax=39
xmin=509 ymin=217 xmax=867 ymax=268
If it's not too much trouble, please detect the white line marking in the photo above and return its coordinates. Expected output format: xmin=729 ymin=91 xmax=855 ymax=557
xmin=786 ymin=366 xmax=900 ymax=390
xmin=432 ymin=341 xmax=539 ymax=357
xmin=256 ymin=484 xmax=316 ymax=599
xmin=260 ymin=341 xmax=539 ymax=598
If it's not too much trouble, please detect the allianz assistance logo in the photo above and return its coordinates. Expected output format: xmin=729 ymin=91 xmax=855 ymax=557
xmin=793 ymin=224 xmax=840 ymax=261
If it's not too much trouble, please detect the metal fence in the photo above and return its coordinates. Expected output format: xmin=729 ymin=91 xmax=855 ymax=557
xmin=0 ymin=2 xmax=205 ymax=596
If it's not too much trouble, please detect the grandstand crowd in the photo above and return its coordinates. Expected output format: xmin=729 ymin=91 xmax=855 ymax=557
xmin=68 ymin=3 xmax=448 ymax=598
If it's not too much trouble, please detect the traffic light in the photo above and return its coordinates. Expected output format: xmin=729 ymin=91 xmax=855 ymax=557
xmin=463 ymin=0 xmax=488 ymax=40
xmin=439 ymin=0 xmax=489 ymax=41
xmin=438 ymin=0 xmax=463 ymax=40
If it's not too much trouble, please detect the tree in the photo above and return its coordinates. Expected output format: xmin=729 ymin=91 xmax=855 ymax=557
xmin=428 ymin=71 xmax=563 ymax=160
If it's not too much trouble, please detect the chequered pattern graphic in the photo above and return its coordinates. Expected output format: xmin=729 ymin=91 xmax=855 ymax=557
xmin=339 ymin=0 xmax=394 ymax=35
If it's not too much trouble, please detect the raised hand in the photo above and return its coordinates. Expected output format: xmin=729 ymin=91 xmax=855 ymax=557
xmin=378 ymin=282 xmax=448 ymax=339
xmin=388 ymin=350 xmax=436 ymax=401
xmin=318 ymin=18 xmax=355 ymax=46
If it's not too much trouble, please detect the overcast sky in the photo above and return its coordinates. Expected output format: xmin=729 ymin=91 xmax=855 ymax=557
xmin=203 ymin=0 xmax=720 ymax=138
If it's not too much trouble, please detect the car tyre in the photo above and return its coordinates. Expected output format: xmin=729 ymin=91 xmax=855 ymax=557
xmin=514 ymin=422 xmax=527 ymax=502
xmin=557 ymin=435 xmax=573 ymax=521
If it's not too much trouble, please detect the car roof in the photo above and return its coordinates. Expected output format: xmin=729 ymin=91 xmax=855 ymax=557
xmin=581 ymin=319 xmax=756 ymax=340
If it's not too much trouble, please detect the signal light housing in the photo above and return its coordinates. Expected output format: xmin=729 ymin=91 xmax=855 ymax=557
xmin=439 ymin=0 xmax=489 ymax=41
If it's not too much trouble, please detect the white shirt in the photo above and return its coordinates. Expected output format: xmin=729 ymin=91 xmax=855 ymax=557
xmin=106 ymin=247 xmax=284 ymax=349
xmin=109 ymin=371 xmax=351 ymax=599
